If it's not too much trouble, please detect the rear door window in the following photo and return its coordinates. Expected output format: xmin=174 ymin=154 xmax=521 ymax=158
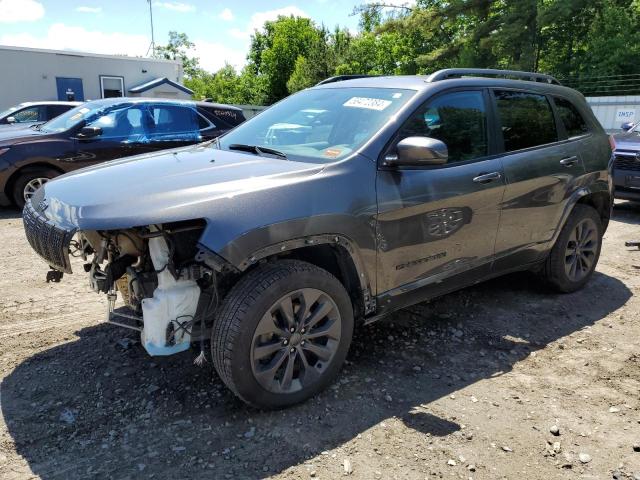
xmin=148 ymin=105 xmax=201 ymax=141
xmin=494 ymin=91 xmax=558 ymax=152
xmin=553 ymin=97 xmax=590 ymax=138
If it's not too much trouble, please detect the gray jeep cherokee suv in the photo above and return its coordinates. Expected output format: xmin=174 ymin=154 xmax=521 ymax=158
xmin=23 ymin=69 xmax=613 ymax=408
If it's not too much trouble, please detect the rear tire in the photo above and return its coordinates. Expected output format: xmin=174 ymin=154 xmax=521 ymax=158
xmin=12 ymin=168 xmax=59 ymax=209
xmin=211 ymin=260 xmax=354 ymax=409
xmin=541 ymin=204 xmax=602 ymax=293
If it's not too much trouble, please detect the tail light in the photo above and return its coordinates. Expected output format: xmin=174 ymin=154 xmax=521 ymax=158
xmin=609 ymin=135 xmax=616 ymax=151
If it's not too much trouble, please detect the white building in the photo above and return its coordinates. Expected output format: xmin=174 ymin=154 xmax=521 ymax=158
xmin=0 ymin=45 xmax=193 ymax=109
xmin=586 ymin=95 xmax=640 ymax=132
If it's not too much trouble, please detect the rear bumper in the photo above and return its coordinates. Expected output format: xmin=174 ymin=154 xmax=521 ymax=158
xmin=22 ymin=199 xmax=76 ymax=273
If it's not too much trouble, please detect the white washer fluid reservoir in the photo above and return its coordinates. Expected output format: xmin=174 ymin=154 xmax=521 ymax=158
xmin=141 ymin=229 xmax=200 ymax=356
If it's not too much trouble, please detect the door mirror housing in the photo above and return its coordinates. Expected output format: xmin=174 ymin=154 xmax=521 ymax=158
xmin=385 ymin=136 xmax=448 ymax=167
xmin=5 ymin=116 xmax=16 ymax=124
xmin=76 ymin=126 xmax=102 ymax=139
xmin=621 ymin=122 xmax=635 ymax=132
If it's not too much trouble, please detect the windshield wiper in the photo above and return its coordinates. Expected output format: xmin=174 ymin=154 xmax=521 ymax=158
xmin=228 ymin=143 xmax=288 ymax=160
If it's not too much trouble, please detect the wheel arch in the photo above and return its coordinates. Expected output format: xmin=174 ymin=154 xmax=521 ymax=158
xmin=236 ymin=235 xmax=375 ymax=321
xmin=575 ymin=190 xmax=611 ymax=231
xmin=547 ymin=184 xmax=611 ymax=251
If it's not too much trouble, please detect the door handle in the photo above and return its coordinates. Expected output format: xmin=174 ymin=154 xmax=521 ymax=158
xmin=560 ymin=156 xmax=579 ymax=167
xmin=472 ymin=171 xmax=502 ymax=184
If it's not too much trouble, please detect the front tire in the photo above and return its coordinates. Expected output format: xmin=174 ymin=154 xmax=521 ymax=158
xmin=211 ymin=260 xmax=354 ymax=409
xmin=541 ymin=204 xmax=602 ymax=293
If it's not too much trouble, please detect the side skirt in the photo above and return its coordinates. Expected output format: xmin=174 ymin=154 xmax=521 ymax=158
xmin=364 ymin=259 xmax=545 ymax=325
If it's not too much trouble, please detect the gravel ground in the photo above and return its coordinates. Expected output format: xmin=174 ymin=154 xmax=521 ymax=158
xmin=1 ymin=202 xmax=639 ymax=480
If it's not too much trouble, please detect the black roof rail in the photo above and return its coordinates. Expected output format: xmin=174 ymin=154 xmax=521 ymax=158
xmin=316 ymin=75 xmax=381 ymax=86
xmin=426 ymin=68 xmax=561 ymax=85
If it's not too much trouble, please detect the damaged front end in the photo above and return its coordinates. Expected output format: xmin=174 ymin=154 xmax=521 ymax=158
xmin=23 ymin=198 xmax=232 ymax=357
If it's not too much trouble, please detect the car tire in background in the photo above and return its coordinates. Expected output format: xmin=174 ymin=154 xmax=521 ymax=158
xmin=211 ymin=260 xmax=354 ymax=409
xmin=541 ymin=204 xmax=603 ymax=293
xmin=12 ymin=168 xmax=60 ymax=209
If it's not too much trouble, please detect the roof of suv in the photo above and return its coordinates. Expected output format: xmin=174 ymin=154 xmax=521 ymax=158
xmin=313 ymin=69 xmax=578 ymax=97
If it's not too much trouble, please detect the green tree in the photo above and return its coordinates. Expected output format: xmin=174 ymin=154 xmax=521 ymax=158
xmin=183 ymin=0 xmax=640 ymax=105
xmin=154 ymin=31 xmax=200 ymax=78
xmin=287 ymin=26 xmax=336 ymax=93
xmin=247 ymin=16 xmax=319 ymax=103
xmin=185 ymin=65 xmax=269 ymax=105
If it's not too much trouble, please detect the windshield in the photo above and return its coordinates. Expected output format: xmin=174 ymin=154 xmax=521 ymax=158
xmin=218 ymin=87 xmax=416 ymax=163
xmin=39 ymin=102 xmax=128 ymax=133
xmin=630 ymin=123 xmax=640 ymax=134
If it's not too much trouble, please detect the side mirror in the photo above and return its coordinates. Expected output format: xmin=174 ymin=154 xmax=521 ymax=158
xmin=385 ymin=136 xmax=448 ymax=167
xmin=76 ymin=126 xmax=102 ymax=139
xmin=6 ymin=116 xmax=16 ymax=124
xmin=621 ymin=122 xmax=634 ymax=132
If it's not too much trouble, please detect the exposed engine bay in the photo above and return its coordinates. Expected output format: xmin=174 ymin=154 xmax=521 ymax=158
xmin=75 ymin=221 xmax=226 ymax=357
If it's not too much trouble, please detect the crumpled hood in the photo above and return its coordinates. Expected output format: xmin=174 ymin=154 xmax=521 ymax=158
xmin=41 ymin=145 xmax=324 ymax=230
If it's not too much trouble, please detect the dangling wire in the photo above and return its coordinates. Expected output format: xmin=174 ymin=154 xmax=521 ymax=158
xmin=194 ymin=271 xmax=219 ymax=367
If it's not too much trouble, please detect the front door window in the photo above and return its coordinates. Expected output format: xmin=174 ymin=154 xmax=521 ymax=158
xmin=394 ymin=90 xmax=489 ymax=163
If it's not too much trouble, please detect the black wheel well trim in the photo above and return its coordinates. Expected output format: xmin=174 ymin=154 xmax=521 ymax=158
xmin=551 ymin=185 xmax=612 ymax=246
xmin=575 ymin=189 xmax=611 ymax=230
xmin=236 ymin=234 xmax=375 ymax=316
xmin=4 ymin=162 xmax=65 ymax=199
xmin=195 ymin=243 xmax=240 ymax=274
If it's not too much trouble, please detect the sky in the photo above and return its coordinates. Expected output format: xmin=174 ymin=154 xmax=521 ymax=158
xmin=0 ymin=0 xmax=414 ymax=73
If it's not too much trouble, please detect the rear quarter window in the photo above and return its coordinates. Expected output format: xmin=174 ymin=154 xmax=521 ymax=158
xmin=553 ymin=97 xmax=590 ymax=138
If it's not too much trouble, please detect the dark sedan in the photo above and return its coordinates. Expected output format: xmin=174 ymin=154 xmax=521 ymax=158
xmin=612 ymin=121 xmax=640 ymax=201
xmin=0 ymin=97 xmax=245 ymax=207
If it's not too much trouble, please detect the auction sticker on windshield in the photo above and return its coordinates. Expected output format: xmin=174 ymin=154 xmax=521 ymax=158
xmin=69 ymin=107 xmax=90 ymax=121
xmin=344 ymin=97 xmax=392 ymax=111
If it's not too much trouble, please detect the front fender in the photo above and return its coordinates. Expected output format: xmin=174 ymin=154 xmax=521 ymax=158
xmin=195 ymin=154 xmax=379 ymax=293
xmin=235 ymin=232 xmax=371 ymax=288
xmin=203 ymin=214 xmax=377 ymax=296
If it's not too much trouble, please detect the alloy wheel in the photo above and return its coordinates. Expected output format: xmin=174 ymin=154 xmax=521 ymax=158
xmin=23 ymin=177 xmax=50 ymax=202
xmin=564 ymin=217 xmax=598 ymax=282
xmin=250 ymin=288 xmax=342 ymax=394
